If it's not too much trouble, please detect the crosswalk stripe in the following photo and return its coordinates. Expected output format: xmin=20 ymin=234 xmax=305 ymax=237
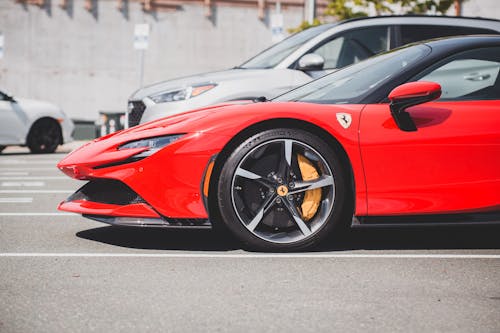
xmin=1 ymin=182 xmax=45 ymax=187
xmin=0 ymin=197 xmax=33 ymax=203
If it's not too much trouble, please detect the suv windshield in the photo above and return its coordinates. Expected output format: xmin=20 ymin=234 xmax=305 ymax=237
xmin=274 ymin=44 xmax=431 ymax=104
xmin=239 ymin=24 xmax=334 ymax=69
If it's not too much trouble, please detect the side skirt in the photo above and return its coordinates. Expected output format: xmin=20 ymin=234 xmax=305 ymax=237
xmin=352 ymin=212 xmax=500 ymax=228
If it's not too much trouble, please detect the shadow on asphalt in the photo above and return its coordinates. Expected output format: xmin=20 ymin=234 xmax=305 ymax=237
xmin=76 ymin=225 xmax=500 ymax=252
xmin=319 ymin=226 xmax=500 ymax=252
xmin=77 ymin=227 xmax=240 ymax=251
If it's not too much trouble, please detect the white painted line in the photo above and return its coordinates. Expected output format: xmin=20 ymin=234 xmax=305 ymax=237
xmin=0 ymin=160 xmax=57 ymax=165
xmin=1 ymin=181 xmax=45 ymax=187
xmin=0 ymin=190 xmax=73 ymax=194
xmin=0 ymin=212 xmax=75 ymax=216
xmin=0 ymin=172 xmax=29 ymax=176
xmin=0 ymin=167 xmax=58 ymax=171
xmin=0 ymin=197 xmax=33 ymax=203
xmin=0 ymin=253 xmax=498 ymax=259
xmin=0 ymin=176 xmax=65 ymax=180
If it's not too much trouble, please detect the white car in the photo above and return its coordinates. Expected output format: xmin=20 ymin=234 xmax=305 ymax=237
xmin=0 ymin=90 xmax=74 ymax=154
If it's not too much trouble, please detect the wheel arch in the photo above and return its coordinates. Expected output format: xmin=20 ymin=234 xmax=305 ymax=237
xmin=207 ymin=118 xmax=355 ymax=225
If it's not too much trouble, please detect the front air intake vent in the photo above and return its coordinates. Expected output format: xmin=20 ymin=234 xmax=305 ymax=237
xmin=68 ymin=179 xmax=146 ymax=206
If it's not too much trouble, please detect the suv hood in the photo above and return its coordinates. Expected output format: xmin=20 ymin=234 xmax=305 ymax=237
xmin=130 ymin=68 xmax=281 ymax=101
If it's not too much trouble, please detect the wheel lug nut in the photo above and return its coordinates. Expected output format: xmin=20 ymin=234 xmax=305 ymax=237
xmin=276 ymin=198 xmax=282 ymax=204
xmin=289 ymin=182 xmax=295 ymax=188
xmin=277 ymin=178 xmax=283 ymax=184
xmin=287 ymin=195 xmax=293 ymax=201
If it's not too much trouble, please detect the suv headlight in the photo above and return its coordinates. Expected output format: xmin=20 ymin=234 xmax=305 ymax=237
xmin=149 ymin=84 xmax=217 ymax=104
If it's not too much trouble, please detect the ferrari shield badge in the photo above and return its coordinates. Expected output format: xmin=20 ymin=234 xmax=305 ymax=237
xmin=336 ymin=113 xmax=352 ymax=129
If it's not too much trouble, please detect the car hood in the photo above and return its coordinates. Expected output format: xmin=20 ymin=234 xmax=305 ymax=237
xmin=117 ymin=102 xmax=239 ymax=136
xmin=14 ymin=97 xmax=61 ymax=114
xmin=118 ymin=100 xmax=364 ymax=140
xmin=59 ymin=101 xmax=364 ymax=177
xmin=130 ymin=68 xmax=282 ymax=100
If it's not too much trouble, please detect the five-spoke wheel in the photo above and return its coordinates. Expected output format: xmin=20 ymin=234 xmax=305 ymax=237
xmin=217 ymin=128 xmax=347 ymax=251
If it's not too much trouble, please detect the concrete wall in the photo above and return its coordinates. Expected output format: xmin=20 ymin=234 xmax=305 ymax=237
xmin=459 ymin=0 xmax=500 ymax=19
xmin=0 ymin=0 xmax=303 ymax=120
xmin=1 ymin=0 xmax=498 ymax=122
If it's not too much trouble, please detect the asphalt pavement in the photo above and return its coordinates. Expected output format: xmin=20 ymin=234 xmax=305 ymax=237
xmin=0 ymin=144 xmax=499 ymax=333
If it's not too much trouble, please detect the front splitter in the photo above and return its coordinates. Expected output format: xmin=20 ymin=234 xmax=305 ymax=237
xmin=83 ymin=214 xmax=212 ymax=229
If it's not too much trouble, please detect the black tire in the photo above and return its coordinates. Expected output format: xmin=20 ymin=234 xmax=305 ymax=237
xmin=27 ymin=118 xmax=61 ymax=154
xmin=0 ymin=146 xmax=5 ymax=154
xmin=217 ymin=128 xmax=348 ymax=252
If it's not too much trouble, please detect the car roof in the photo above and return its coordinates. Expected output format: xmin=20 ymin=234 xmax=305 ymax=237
xmin=338 ymin=15 xmax=500 ymax=25
xmin=276 ymin=15 xmax=500 ymax=69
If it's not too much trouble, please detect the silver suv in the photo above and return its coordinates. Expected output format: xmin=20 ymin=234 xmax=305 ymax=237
xmin=128 ymin=15 xmax=500 ymax=126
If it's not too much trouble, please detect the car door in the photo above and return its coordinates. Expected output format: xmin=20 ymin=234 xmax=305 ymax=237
xmin=359 ymin=46 xmax=500 ymax=216
xmin=0 ymin=92 xmax=27 ymax=145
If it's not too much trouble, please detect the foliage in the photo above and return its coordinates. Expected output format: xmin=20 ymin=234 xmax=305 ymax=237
xmin=288 ymin=19 xmax=323 ymax=33
xmin=393 ymin=0 xmax=459 ymax=15
xmin=290 ymin=0 xmax=464 ymax=32
xmin=325 ymin=0 xmax=458 ymax=20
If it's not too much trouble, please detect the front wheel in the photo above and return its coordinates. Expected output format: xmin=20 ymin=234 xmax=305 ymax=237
xmin=217 ymin=128 xmax=348 ymax=251
xmin=27 ymin=118 xmax=61 ymax=154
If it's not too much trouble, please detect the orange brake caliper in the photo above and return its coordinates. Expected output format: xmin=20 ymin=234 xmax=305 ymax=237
xmin=297 ymin=154 xmax=321 ymax=221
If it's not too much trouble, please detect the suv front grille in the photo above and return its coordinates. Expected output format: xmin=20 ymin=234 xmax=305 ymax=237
xmin=128 ymin=101 xmax=146 ymax=127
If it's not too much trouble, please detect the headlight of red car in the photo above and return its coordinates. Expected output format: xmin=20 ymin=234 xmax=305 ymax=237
xmin=118 ymin=134 xmax=185 ymax=160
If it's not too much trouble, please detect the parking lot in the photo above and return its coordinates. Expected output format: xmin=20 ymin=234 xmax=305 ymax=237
xmin=0 ymin=147 xmax=498 ymax=332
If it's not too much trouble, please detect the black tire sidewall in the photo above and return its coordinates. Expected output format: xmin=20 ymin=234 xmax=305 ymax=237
xmin=27 ymin=119 xmax=61 ymax=154
xmin=217 ymin=128 xmax=347 ymax=252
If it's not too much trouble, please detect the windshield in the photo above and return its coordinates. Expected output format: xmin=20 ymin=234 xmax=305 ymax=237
xmin=274 ymin=44 xmax=431 ymax=104
xmin=239 ymin=24 xmax=334 ymax=69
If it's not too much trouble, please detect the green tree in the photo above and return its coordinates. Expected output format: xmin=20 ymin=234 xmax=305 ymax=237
xmin=325 ymin=0 xmax=456 ymax=19
xmin=288 ymin=19 xmax=323 ymax=33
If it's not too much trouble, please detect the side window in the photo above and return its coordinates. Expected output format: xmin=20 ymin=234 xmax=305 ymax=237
xmin=310 ymin=26 xmax=389 ymax=70
xmin=414 ymin=47 xmax=500 ymax=101
xmin=400 ymin=25 xmax=497 ymax=45
xmin=313 ymin=37 xmax=344 ymax=69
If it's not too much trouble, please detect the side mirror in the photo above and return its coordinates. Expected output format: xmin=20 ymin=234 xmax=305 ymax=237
xmin=388 ymin=81 xmax=441 ymax=132
xmin=297 ymin=54 xmax=325 ymax=71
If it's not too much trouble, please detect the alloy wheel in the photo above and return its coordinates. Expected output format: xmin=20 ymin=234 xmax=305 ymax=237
xmin=230 ymin=138 xmax=336 ymax=244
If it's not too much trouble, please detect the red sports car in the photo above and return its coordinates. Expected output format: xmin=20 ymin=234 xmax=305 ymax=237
xmin=58 ymin=36 xmax=500 ymax=251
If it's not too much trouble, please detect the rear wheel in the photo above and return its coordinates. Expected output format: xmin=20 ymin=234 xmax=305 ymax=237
xmin=27 ymin=118 xmax=61 ymax=154
xmin=217 ymin=128 xmax=348 ymax=251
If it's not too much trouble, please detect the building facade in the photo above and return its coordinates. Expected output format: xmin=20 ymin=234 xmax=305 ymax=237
xmin=0 ymin=0 xmax=303 ymax=120
xmin=0 ymin=0 xmax=498 ymax=121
